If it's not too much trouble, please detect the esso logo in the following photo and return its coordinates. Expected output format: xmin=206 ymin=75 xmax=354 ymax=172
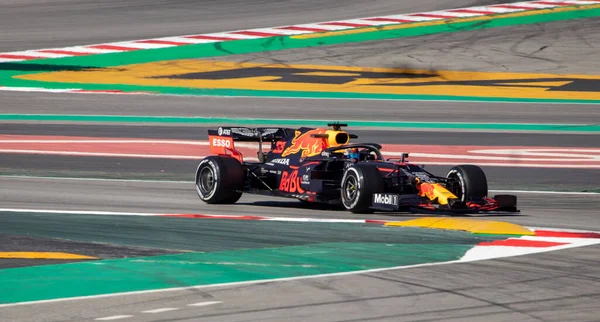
xmin=212 ymin=138 xmax=232 ymax=148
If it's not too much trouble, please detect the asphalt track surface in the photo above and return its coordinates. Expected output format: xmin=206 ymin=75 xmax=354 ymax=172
xmin=1 ymin=0 xmax=600 ymax=321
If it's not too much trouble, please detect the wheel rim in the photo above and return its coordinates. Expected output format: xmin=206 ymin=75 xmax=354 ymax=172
xmin=198 ymin=167 xmax=216 ymax=196
xmin=448 ymin=173 xmax=464 ymax=201
xmin=343 ymin=175 xmax=358 ymax=203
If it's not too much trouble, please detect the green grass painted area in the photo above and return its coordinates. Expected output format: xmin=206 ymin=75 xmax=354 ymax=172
xmin=0 ymin=242 xmax=472 ymax=304
xmin=2 ymin=6 xmax=600 ymax=103
xmin=1 ymin=114 xmax=598 ymax=132
xmin=0 ymin=213 xmax=512 ymax=304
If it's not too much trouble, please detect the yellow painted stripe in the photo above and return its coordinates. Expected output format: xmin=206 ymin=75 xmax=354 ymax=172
xmin=385 ymin=217 xmax=534 ymax=235
xmin=293 ymin=4 xmax=600 ymax=39
xmin=20 ymin=60 xmax=600 ymax=101
xmin=0 ymin=252 xmax=98 ymax=259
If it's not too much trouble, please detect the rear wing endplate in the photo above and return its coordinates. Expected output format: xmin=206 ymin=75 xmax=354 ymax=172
xmin=208 ymin=127 xmax=290 ymax=162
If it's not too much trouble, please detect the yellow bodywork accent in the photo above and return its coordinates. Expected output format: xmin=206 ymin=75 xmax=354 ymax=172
xmin=385 ymin=217 xmax=534 ymax=235
xmin=324 ymin=130 xmax=350 ymax=147
xmin=418 ymin=182 xmax=458 ymax=205
xmin=0 ymin=252 xmax=98 ymax=259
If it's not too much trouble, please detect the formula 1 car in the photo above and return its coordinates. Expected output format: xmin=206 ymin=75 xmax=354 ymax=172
xmin=195 ymin=123 xmax=518 ymax=214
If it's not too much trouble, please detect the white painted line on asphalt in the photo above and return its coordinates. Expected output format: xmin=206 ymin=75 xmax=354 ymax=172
xmin=187 ymin=301 xmax=223 ymax=307
xmin=141 ymin=307 xmax=179 ymax=313
xmin=94 ymin=315 xmax=133 ymax=321
xmin=0 ymin=175 xmax=189 ymax=184
xmin=490 ymin=189 xmax=599 ymax=195
xmin=0 ymin=208 xmax=162 ymax=216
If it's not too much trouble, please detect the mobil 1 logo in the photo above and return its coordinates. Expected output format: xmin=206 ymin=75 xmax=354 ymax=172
xmin=372 ymin=193 xmax=399 ymax=211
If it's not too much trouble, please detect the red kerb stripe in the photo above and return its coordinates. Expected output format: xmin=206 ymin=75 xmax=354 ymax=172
xmin=363 ymin=17 xmax=414 ymax=23
xmin=478 ymin=239 xmax=568 ymax=247
xmin=136 ymin=39 xmax=192 ymax=45
xmin=320 ymin=22 xmax=372 ymax=27
xmin=534 ymin=230 xmax=600 ymax=239
xmin=365 ymin=220 xmax=388 ymax=224
xmin=277 ymin=26 xmax=329 ymax=32
xmin=232 ymin=31 xmax=282 ymax=37
xmin=38 ymin=50 xmax=90 ymax=56
xmin=449 ymin=9 xmax=497 ymax=15
xmin=184 ymin=35 xmax=240 ymax=41
xmin=409 ymin=13 xmax=458 ymax=19
xmin=72 ymin=90 xmax=125 ymax=93
xmin=0 ymin=54 xmax=42 ymax=60
xmin=88 ymin=45 xmax=139 ymax=51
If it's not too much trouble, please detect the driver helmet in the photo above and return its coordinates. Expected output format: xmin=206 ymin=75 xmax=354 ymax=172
xmin=344 ymin=148 xmax=360 ymax=160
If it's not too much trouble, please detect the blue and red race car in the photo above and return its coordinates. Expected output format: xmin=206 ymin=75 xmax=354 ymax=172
xmin=195 ymin=123 xmax=518 ymax=214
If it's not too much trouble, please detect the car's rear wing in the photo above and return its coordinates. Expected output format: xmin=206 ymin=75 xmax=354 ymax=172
xmin=207 ymin=127 xmax=291 ymax=162
xmin=208 ymin=127 xmax=290 ymax=142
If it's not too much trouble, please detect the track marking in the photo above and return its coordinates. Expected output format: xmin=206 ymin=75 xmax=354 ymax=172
xmin=94 ymin=316 xmax=133 ymax=321
xmin=187 ymin=301 xmax=223 ymax=307
xmin=141 ymin=308 xmax=179 ymax=314
xmin=1 ymin=225 xmax=598 ymax=309
xmin=0 ymin=252 xmax=97 ymax=260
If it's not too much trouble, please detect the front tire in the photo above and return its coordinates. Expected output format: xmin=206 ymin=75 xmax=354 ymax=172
xmin=446 ymin=165 xmax=488 ymax=203
xmin=195 ymin=156 xmax=244 ymax=204
xmin=341 ymin=164 xmax=385 ymax=213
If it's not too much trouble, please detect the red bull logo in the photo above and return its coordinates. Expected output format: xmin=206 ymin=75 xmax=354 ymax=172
xmin=281 ymin=129 xmax=328 ymax=158
xmin=418 ymin=182 xmax=436 ymax=200
xmin=418 ymin=182 xmax=458 ymax=205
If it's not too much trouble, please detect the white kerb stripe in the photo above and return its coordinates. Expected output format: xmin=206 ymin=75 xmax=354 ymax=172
xmin=293 ymin=23 xmax=352 ymax=31
xmin=2 ymin=51 xmax=69 ymax=58
xmin=102 ymin=41 xmax=173 ymax=49
xmin=239 ymin=28 xmax=309 ymax=35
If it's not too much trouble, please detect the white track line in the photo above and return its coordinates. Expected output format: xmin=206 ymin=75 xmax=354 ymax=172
xmin=187 ymin=301 xmax=223 ymax=307
xmin=141 ymin=308 xmax=179 ymax=314
xmin=94 ymin=315 xmax=133 ymax=321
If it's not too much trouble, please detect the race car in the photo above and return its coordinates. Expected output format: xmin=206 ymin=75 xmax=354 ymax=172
xmin=195 ymin=123 xmax=518 ymax=214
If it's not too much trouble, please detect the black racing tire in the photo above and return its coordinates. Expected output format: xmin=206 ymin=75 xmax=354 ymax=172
xmin=341 ymin=164 xmax=385 ymax=214
xmin=446 ymin=165 xmax=488 ymax=203
xmin=195 ymin=156 xmax=244 ymax=204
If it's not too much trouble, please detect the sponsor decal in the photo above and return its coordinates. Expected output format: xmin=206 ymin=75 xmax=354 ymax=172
xmin=419 ymin=183 xmax=436 ymax=200
xmin=231 ymin=127 xmax=259 ymax=137
xmin=271 ymin=158 xmax=290 ymax=165
xmin=412 ymin=171 xmax=430 ymax=181
xmin=301 ymin=174 xmax=310 ymax=185
xmin=282 ymin=129 xmax=328 ymax=158
xmin=211 ymin=137 xmax=232 ymax=148
xmin=261 ymin=128 xmax=279 ymax=137
xmin=217 ymin=127 xmax=231 ymax=136
xmin=373 ymin=193 xmax=399 ymax=206
xmin=279 ymin=170 xmax=305 ymax=194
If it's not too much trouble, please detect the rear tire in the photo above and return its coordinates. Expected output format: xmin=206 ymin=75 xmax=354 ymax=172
xmin=341 ymin=164 xmax=385 ymax=213
xmin=446 ymin=165 xmax=488 ymax=202
xmin=195 ymin=156 xmax=244 ymax=204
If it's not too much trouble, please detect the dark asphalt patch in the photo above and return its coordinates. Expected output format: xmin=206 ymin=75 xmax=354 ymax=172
xmin=0 ymin=234 xmax=180 ymax=269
